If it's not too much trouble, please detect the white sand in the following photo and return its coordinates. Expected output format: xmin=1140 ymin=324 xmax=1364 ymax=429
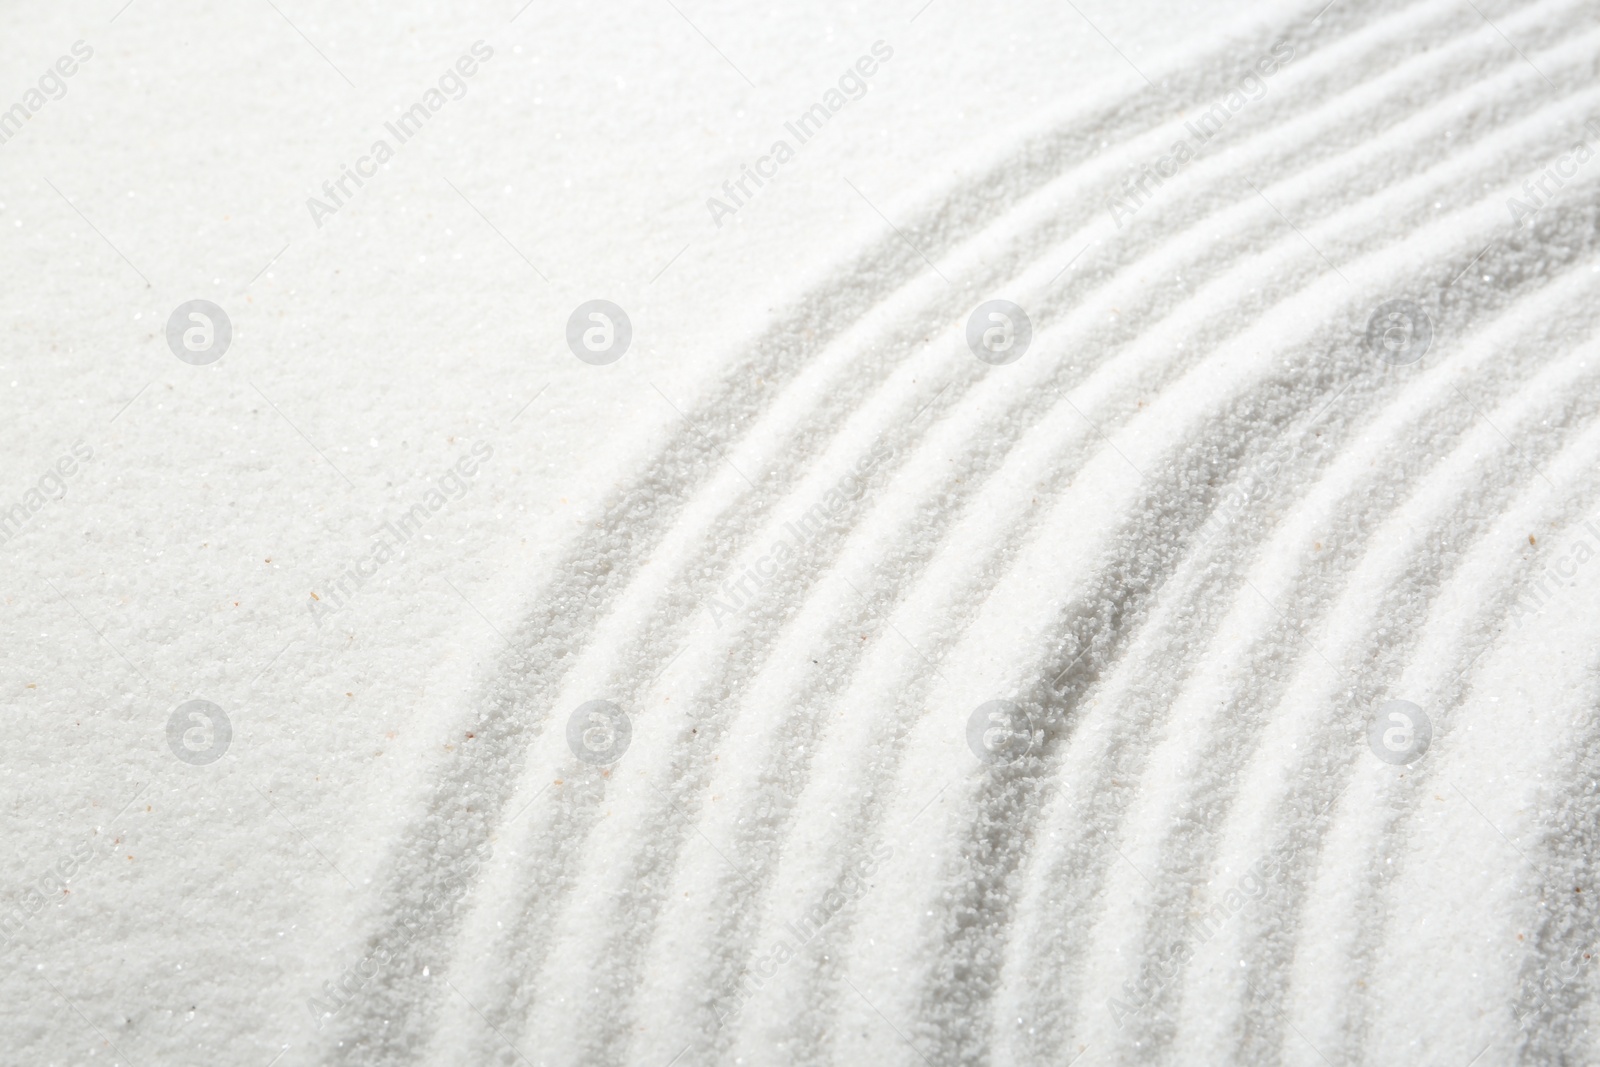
xmin=4 ymin=0 xmax=1600 ymax=1064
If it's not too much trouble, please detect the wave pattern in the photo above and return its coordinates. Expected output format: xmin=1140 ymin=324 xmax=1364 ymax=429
xmin=317 ymin=1 xmax=1600 ymax=1063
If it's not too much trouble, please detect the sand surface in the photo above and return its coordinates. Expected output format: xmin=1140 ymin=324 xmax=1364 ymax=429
xmin=4 ymin=1 xmax=1600 ymax=1064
